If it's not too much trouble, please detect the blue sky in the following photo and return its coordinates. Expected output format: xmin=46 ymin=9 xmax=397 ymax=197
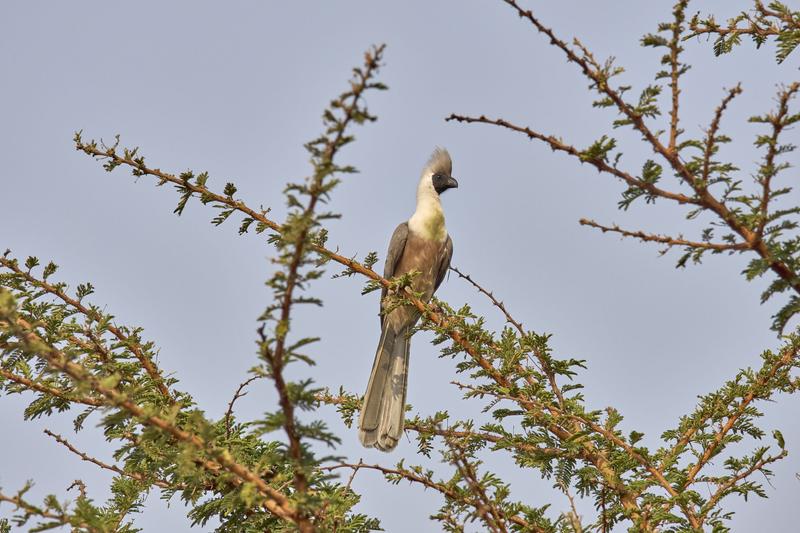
xmin=1 ymin=1 xmax=798 ymax=530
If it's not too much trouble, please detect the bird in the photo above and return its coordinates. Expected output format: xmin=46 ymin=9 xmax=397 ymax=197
xmin=359 ymin=147 xmax=458 ymax=451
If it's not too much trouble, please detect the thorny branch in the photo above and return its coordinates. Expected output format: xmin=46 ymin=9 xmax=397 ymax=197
xmin=224 ymin=374 xmax=263 ymax=439
xmin=43 ymin=429 xmax=174 ymax=490
xmin=455 ymin=1 xmax=800 ymax=308
xmin=578 ymin=218 xmax=748 ymax=252
xmin=266 ymin=44 xmax=386 ymax=503
xmin=321 ymin=461 xmax=540 ymax=532
xmin=680 ymin=343 xmax=799 ymax=490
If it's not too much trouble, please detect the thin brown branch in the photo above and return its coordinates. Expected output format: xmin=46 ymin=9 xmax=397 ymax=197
xmin=330 ymin=458 xmax=362 ymax=533
xmin=44 ymin=429 xmax=174 ymax=490
xmin=67 ymin=479 xmax=87 ymax=500
xmin=445 ymin=113 xmax=699 ymax=207
xmin=448 ymin=265 xmax=567 ymax=409
xmin=702 ymin=85 xmax=743 ymax=184
xmin=0 ymin=489 xmax=90 ymax=531
xmin=224 ymin=374 xmax=263 ymax=439
xmin=451 ymin=380 xmax=691 ymax=526
xmin=687 ymin=23 xmax=779 ymax=39
xmin=681 ymin=343 xmax=799 ymax=490
xmin=263 ymin=45 xmax=384 ymax=509
xmin=579 ymin=218 xmax=748 ymax=251
xmin=687 ymin=1 xmax=788 ymax=41
xmin=700 ymin=449 xmax=787 ymax=518
xmin=756 ymin=83 xmax=800 ymax=237
xmin=317 ymin=391 xmax=568 ymax=458
xmin=559 ymin=480 xmax=583 ymax=533
xmin=668 ymin=2 xmax=689 ymax=153
xmin=0 ymin=367 xmax=103 ymax=406
xmin=322 ymin=461 xmax=538 ymax=532
xmin=447 ymin=441 xmax=508 ymax=533
xmin=449 ymin=266 xmax=525 ymax=335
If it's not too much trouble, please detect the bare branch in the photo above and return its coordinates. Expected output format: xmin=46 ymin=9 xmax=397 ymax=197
xmin=445 ymin=113 xmax=699 ymax=207
xmin=579 ymin=218 xmax=748 ymax=251
xmin=224 ymin=374 xmax=263 ymax=439
xmin=44 ymin=429 xmax=174 ymax=490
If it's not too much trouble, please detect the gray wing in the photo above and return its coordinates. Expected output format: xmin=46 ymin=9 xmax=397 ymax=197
xmin=380 ymin=223 xmax=409 ymax=322
xmin=434 ymin=235 xmax=453 ymax=292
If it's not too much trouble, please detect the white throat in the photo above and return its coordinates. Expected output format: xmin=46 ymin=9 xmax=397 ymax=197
xmin=408 ymin=172 xmax=447 ymax=242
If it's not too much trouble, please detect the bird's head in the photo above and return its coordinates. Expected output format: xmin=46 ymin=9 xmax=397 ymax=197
xmin=424 ymin=147 xmax=458 ymax=196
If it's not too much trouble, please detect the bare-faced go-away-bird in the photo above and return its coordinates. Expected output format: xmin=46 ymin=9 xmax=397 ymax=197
xmin=359 ymin=148 xmax=458 ymax=451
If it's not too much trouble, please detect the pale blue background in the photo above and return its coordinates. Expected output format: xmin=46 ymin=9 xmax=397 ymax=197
xmin=1 ymin=1 xmax=797 ymax=531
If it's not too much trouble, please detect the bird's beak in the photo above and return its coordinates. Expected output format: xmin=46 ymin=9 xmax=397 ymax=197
xmin=447 ymin=176 xmax=459 ymax=189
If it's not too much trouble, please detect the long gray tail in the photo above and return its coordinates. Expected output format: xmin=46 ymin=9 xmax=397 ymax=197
xmin=358 ymin=322 xmax=410 ymax=451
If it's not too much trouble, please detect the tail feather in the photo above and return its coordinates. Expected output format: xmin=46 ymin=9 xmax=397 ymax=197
xmin=359 ymin=323 xmax=410 ymax=451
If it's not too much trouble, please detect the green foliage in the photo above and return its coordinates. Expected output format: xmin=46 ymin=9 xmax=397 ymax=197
xmin=688 ymin=1 xmax=800 ymax=63
xmin=3 ymin=2 xmax=800 ymax=533
xmin=3 ymin=45 xmax=387 ymax=532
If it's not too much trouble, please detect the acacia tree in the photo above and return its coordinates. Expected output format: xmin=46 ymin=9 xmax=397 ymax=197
xmin=1 ymin=1 xmax=799 ymax=531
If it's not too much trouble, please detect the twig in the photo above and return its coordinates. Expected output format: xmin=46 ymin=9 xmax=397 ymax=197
xmin=67 ymin=479 xmax=87 ymax=500
xmin=681 ymin=343 xmax=799 ymax=489
xmin=44 ymin=429 xmax=174 ymax=489
xmin=756 ymin=83 xmax=800 ymax=237
xmin=559 ymin=481 xmax=583 ymax=533
xmin=321 ymin=461 xmax=537 ymax=532
xmin=479 ymin=1 xmax=800 ymax=305
xmin=448 ymin=265 xmax=566 ymax=409
xmin=701 ymin=85 xmax=742 ymax=184
xmin=317 ymin=391 xmax=568 ymax=458
xmin=0 ymin=489 xmax=86 ymax=530
xmin=267 ymin=46 xmax=386 ymax=504
xmin=0 ymin=367 xmax=103 ymax=406
xmin=579 ymin=218 xmax=748 ymax=251
xmin=700 ymin=449 xmax=787 ymax=518
xmin=224 ymin=374 xmax=263 ymax=439
xmin=667 ymin=2 xmax=689 ymax=153
xmin=330 ymin=459 xmax=363 ymax=533
xmin=446 ymin=439 xmax=508 ymax=533
xmin=448 ymin=266 xmax=525 ymax=335
xmin=445 ymin=114 xmax=698 ymax=207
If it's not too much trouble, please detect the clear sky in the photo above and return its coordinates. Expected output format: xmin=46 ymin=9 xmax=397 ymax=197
xmin=1 ymin=1 xmax=797 ymax=531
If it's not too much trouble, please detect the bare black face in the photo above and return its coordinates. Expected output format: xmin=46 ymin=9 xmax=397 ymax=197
xmin=432 ymin=173 xmax=459 ymax=194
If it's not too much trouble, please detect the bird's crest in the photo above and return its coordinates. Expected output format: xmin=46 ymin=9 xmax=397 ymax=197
xmin=424 ymin=147 xmax=452 ymax=177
